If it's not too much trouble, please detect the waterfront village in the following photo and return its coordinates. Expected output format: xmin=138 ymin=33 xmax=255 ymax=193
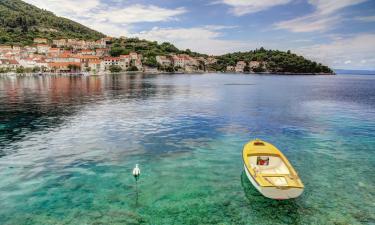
xmin=0 ymin=37 xmax=264 ymax=75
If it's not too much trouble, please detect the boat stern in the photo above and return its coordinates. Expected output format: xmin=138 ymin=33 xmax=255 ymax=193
xmin=260 ymin=186 xmax=304 ymax=200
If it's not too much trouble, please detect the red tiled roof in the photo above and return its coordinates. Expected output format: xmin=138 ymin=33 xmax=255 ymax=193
xmin=48 ymin=62 xmax=81 ymax=67
xmin=89 ymin=60 xmax=101 ymax=64
xmin=1 ymin=59 xmax=19 ymax=64
xmin=103 ymin=57 xmax=120 ymax=61
xmin=77 ymin=55 xmax=99 ymax=59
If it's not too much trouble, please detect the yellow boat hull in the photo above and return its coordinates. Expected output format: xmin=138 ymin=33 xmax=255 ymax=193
xmin=243 ymin=139 xmax=304 ymax=199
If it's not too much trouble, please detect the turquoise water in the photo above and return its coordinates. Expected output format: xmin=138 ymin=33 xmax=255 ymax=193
xmin=0 ymin=74 xmax=374 ymax=225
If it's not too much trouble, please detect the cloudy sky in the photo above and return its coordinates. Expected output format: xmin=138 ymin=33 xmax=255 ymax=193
xmin=24 ymin=0 xmax=375 ymax=70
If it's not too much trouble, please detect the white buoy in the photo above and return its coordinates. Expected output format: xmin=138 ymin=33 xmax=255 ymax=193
xmin=132 ymin=164 xmax=141 ymax=181
xmin=132 ymin=164 xmax=141 ymax=206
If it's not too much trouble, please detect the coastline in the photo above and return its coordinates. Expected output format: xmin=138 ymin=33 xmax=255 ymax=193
xmin=0 ymin=71 xmax=335 ymax=77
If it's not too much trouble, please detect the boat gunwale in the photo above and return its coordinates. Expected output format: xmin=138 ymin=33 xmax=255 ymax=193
xmin=242 ymin=141 xmax=304 ymax=189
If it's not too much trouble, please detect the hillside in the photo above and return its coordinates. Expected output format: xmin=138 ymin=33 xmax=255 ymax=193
xmin=212 ymin=48 xmax=333 ymax=74
xmin=0 ymin=0 xmax=104 ymax=45
xmin=109 ymin=38 xmax=206 ymax=67
xmin=0 ymin=0 xmax=334 ymax=74
xmin=108 ymin=39 xmax=333 ymax=74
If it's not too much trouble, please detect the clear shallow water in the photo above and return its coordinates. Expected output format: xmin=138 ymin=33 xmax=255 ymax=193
xmin=0 ymin=74 xmax=374 ymax=225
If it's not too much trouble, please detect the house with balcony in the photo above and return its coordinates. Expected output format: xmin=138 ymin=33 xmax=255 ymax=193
xmin=101 ymin=57 xmax=120 ymax=71
xmin=88 ymin=60 xmax=101 ymax=73
xmin=77 ymin=55 xmax=100 ymax=71
xmin=172 ymin=55 xmax=186 ymax=68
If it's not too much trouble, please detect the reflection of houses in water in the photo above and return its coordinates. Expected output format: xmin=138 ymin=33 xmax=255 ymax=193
xmin=104 ymin=74 xmax=176 ymax=99
xmin=0 ymin=76 xmax=104 ymax=104
xmin=0 ymin=75 xmax=176 ymax=148
xmin=0 ymin=76 xmax=104 ymax=148
xmin=0 ymin=74 xmax=178 ymax=104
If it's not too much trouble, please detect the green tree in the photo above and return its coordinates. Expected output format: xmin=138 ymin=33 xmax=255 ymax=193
xmin=143 ymin=56 xmax=158 ymax=67
xmin=109 ymin=65 xmax=122 ymax=73
xmin=243 ymin=65 xmax=250 ymax=73
xmin=16 ymin=66 xmax=25 ymax=73
xmin=0 ymin=0 xmax=105 ymax=45
xmin=68 ymin=64 xmax=81 ymax=72
xmin=32 ymin=66 xmax=40 ymax=73
xmin=127 ymin=66 xmax=138 ymax=72
xmin=110 ymin=47 xmax=129 ymax=57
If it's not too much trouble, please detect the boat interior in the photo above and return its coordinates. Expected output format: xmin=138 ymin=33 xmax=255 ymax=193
xmin=248 ymin=155 xmax=293 ymax=186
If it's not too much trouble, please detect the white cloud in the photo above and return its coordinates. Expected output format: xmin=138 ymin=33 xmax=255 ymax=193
xmin=23 ymin=0 xmax=187 ymax=36
xmin=24 ymin=0 xmax=99 ymax=15
xmin=80 ymin=20 xmax=130 ymax=37
xmin=355 ymin=15 xmax=375 ymax=22
xmin=309 ymin=0 xmax=366 ymax=15
xmin=275 ymin=0 xmax=367 ymax=32
xmin=132 ymin=26 xmax=252 ymax=55
xmin=215 ymin=0 xmax=292 ymax=16
xmin=94 ymin=5 xmax=186 ymax=24
xmin=203 ymin=25 xmax=239 ymax=30
xmin=275 ymin=14 xmax=341 ymax=32
xmin=296 ymin=33 xmax=375 ymax=69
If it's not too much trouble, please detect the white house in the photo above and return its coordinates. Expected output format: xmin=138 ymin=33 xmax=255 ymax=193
xmin=18 ymin=58 xmax=37 ymax=68
xmin=53 ymin=39 xmax=67 ymax=47
xmin=101 ymin=57 xmax=120 ymax=71
xmin=235 ymin=61 xmax=246 ymax=72
xmin=37 ymin=44 xmax=50 ymax=54
xmin=156 ymin=56 xmax=172 ymax=66
xmin=119 ymin=55 xmax=131 ymax=71
xmin=249 ymin=61 xmax=260 ymax=69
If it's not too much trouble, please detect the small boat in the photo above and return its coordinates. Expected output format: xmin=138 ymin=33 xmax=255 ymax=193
xmin=242 ymin=139 xmax=304 ymax=199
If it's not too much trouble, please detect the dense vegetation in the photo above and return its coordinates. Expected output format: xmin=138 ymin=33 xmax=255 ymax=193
xmin=0 ymin=0 xmax=104 ymax=45
xmin=109 ymin=38 xmax=206 ymax=68
xmin=212 ymin=48 xmax=333 ymax=74
xmin=109 ymin=39 xmax=333 ymax=73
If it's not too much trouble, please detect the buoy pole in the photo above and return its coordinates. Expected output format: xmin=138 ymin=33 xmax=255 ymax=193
xmin=132 ymin=164 xmax=141 ymax=206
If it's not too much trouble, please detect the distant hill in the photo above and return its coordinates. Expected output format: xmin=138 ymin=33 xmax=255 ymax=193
xmin=0 ymin=0 xmax=334 ymax=74
xmin=0 ymin=0 xmax=105 ymax=45
xmin=212 ymin=48 xmax=333 ymax=74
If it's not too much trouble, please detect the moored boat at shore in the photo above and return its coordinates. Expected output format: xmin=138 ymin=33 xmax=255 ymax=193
xmin=242 ymin=139 xmax=304 ymax=199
